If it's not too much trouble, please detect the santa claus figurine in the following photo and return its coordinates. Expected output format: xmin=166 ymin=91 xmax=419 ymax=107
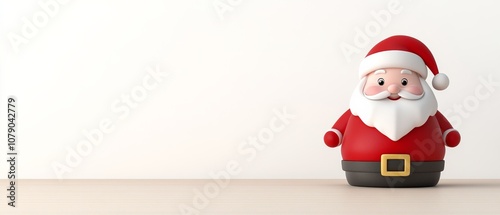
xmin=324 ymin=35 xmax=460 ymax=187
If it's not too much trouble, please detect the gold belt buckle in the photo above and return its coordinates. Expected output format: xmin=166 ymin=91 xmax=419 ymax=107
xmin=380 ymin=154 xmax=411 ymax=177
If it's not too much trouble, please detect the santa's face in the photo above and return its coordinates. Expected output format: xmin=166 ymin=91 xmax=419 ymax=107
xmin=349 ymin=68 xmax=438 ymax=141
xmin=363 ymin=68 xmax=424 ymax=100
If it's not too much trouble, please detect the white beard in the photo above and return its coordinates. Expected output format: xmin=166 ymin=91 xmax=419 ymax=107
xmin=349 ymin=77 xmax=438 ymax=141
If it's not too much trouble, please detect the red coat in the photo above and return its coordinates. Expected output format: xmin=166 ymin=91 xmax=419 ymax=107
xmin=324 ymin=109 xmax=460 ymax=162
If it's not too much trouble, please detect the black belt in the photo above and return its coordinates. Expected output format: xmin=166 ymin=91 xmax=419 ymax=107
xmin=342 ymin=154 xmax=444 ymax=177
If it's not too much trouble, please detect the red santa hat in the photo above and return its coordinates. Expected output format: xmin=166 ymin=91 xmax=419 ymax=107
xmin=359 ymin=35 xmax=449 ymax=90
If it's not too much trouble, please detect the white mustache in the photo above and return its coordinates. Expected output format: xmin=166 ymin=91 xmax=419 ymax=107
xmin=364 ymin=90 xmax=424 ymax=100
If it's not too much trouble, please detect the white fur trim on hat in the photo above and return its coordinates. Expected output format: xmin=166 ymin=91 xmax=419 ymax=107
xmin=359 ymin=50 xmax=427 ymax=79
xmin=432 ymin=73 xmax=449 ymax=90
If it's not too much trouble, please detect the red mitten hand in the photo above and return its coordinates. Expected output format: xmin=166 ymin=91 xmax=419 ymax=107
xmin=324 ymin=129 xmax=342 ymax=148
xmin=444 ymin=129 xmax=460 ymax=147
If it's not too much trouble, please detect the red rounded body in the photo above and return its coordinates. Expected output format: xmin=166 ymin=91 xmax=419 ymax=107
xmin=341 ymin=114 xmax=445 ymax=162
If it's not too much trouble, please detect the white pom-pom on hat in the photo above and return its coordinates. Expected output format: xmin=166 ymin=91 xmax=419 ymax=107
xmin=432 ymin=73 xmax=449 ymax=90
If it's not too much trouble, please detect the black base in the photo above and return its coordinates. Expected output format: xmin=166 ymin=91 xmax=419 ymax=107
xmin=342 ymin=160 xmax=444 ymax=188
xmin=345 ymin=172 xmax=441 ymax=188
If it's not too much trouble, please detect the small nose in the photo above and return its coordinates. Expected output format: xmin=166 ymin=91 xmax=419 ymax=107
xmin=387 ymin=84 xmax=400 ymax=94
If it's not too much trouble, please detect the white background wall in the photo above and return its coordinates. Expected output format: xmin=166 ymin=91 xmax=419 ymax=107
xmin=1 ymin=0 xmax=499 ymax=179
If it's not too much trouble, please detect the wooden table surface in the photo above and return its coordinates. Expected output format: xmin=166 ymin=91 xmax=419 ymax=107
xmin=1 ymin=179 xmax=499 ymax=214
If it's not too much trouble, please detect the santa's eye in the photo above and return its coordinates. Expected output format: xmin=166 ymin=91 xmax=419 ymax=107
xmin=377 ymin=78 xmax=385 ymax=86
xmin=401 ymin=78 xmax=408 ymax=86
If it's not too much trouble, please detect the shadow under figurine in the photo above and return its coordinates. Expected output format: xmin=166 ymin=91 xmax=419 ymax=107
xmin=324 ymin=35 xmax=460 ymax=187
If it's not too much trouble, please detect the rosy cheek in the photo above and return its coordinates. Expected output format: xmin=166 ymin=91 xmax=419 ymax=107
xmin=363 ymin=85 xmax=385 ymax=96
xmin=404 ymin=85 xmax=424 ymax=95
